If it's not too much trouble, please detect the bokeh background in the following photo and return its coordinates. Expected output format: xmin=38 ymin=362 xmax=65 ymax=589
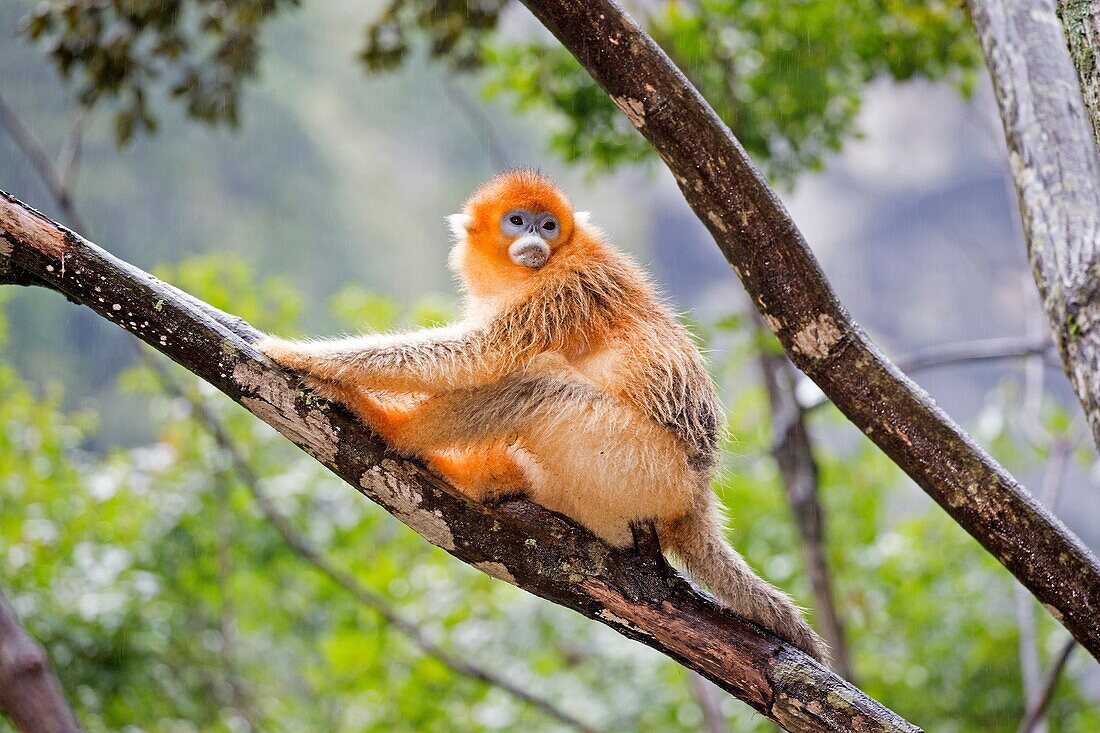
xmin=1 ymin=0 xmax=1098 ymax=730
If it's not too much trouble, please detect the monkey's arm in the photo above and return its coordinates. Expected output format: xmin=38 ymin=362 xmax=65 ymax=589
xmin=258 ymin=268 xmax=614 ymax=392
xmin=256 ymin=324 xmax=516 ymax=393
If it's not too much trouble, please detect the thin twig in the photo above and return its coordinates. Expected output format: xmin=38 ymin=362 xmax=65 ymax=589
xmin=1018 ymin=638 xmax=1077 ymax=733
xmin=793 ymin=335 xmax=1057 ymax=414
xmin=211 ymin=461 xmax=260 ymax=729
xmin=140 ymin=350 xmax=598 ymax=733
xmin=0 ymin=91 xmax=89 ymax=233
xmin=688 ymin=671 xmax=728 ymax=733
xmin=55 ymin=106 xmax=90 ymax=195
xmin=751 ymin=314 xmax=853 ymax=681
xmin=896 ymin=335 xmax=1054 ymax=373
xmin=442 ymin=78 xmax=514 ymax=171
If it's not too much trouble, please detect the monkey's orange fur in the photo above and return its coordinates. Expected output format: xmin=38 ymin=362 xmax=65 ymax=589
xmin=257 ymin=170 xmax=828 ymax=662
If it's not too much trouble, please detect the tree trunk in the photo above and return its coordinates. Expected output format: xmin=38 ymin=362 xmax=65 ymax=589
xmin=969 ymin=0 xmax=1100 ymax=451
xmin=0 ymin=589 xmax=83 ymax=733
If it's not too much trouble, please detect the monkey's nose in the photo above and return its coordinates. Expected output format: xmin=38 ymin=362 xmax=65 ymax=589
xmin=509 ymin=237 xmax=550 ymax=269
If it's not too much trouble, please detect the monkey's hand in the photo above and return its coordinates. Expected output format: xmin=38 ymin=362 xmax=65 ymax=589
xmin=256 ymin=335 xmax=394 ymax=429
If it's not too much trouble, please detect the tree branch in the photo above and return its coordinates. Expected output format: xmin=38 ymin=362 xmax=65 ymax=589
xmin=140 ymin=350 xmax=596 ymax=733
xmin=895 ymin=335 xmax=1054 ymax=373
xmin=443 ymin=78 xmax=514 ymax=171
xmin=516 ymin=0 xmax=1100 ymax=662
xmin=0 ymin=587 xmax=83 ymax=733
xmin=688 ymin=671 xmax=728 ymax=733
xmin=0 ymin=193 xmax=918 ymax=733
xmin=968 ymin=0 xmax=1100 ymax=452
xmin=0 ymin=85 xmax=589 ymax=727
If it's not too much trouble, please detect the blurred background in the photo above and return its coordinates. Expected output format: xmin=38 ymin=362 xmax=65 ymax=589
xmin=1 ymin=0 xmax=1098 ymax=730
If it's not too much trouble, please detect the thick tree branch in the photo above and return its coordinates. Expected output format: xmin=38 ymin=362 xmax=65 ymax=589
xmin=967 ymin=0 xmax=1100 ymax=451
xmin=0 ymin=194 xmax=918 ymax=733
xmin=141 ymin=351 xmax=596 ymax=733
xmin=517 ymin=0 xmax=1100 ymax=662
xmin=0 ymin=588 xmax=83 ymax=733
xmin=0 ymin=91 xmax=588 ymax=727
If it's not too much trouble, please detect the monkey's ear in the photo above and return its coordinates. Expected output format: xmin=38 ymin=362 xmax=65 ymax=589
xmin=574 ymin=211 xmax=592 ymax=227
xmin=446 ymin=213 xmax=474 ymax=237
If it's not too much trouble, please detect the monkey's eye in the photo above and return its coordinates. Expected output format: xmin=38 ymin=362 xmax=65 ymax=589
xmin=509 ymin=215 xmax=524 ymax=226
xmin=543 ymin=221 xmax=556 ymax=231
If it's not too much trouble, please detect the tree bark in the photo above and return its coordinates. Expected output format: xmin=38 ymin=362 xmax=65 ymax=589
xmin=1060 ymin=0 xmax=1100 ymax=146
xmin=517 ymin=0 xmax=1100 ymax=663
xmin=0 ymin=589 xmax=83 ymax=733
xmin=0 ymin=192 xmax=920 ymax=733
xmin=968 ymin=0 xmax=1100 ymax=451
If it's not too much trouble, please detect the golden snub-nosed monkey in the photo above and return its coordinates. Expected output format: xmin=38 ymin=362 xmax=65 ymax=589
xmin=257 ymin=169 xmax=828 ymax=662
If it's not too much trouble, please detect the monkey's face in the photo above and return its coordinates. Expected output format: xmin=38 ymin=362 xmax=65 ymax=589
xmin=498 ymin=208 xmax=560 ymax=269
xmin=448 ymin=170 xmax=579 ymax=299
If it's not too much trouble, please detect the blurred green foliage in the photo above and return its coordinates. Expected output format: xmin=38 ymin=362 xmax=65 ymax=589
xmin=2 ymin=257 xmax=1097 ymax=731
xmin=361 ymin=0 xmax=982 ymax=181
xmin=21 ymin=0 xmax=980 ymax=179
xmin=21 ymin=0 xmax=301 ymax=145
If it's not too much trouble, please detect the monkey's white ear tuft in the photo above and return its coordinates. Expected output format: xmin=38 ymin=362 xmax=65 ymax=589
xmin=446 ymin=213 xmax=474 ymax=237
xmin=574 ymin=211 xmax=592 ymax=226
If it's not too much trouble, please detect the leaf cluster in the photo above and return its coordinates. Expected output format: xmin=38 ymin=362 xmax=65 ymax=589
xmin=19 ymin=0 xmax=980 ymax=179
xmin=21 ymin=0 xmax=299 ymax=144
xmin=359 ymin=0 xmax=982 ymax=181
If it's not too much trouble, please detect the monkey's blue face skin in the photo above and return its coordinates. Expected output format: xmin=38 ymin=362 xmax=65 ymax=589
xmin=501 ymin=209 xmax=559 ymax=269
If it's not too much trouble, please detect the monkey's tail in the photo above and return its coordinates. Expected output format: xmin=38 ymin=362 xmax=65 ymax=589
xmin=662 ymin=500 xmax=830 ymax=664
